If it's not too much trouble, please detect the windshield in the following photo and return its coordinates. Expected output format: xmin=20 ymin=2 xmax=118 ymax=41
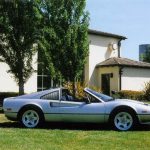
xmin=86 ymin=88 xmax=113 ymax=102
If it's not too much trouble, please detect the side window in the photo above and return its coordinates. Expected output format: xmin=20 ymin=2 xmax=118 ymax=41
xmin=41 ymin=91 xmax=59 ymax=100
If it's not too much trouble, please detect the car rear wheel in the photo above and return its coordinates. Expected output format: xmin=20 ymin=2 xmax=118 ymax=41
xmin=20 ymin=109 xmax=43 ymax=128
xmin=111 ymin=110 xmax=137 ymax=131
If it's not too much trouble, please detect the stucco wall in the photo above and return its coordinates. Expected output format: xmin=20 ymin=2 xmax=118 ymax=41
xmin=96 ymin=66 xmax=120 ymax=92
xmin=121 ymin=67 xmax=150 ymax=91
xmin=0 ymin=54 xmax=37 ymax=93
xmin=0 ymin=33 xmax=123 ymax=93
xmin=87 ymin=34 xmax=120 ymax=85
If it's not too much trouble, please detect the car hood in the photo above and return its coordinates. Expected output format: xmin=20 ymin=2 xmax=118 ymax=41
xmin=115 ymin=99 xmax=147 ymax=105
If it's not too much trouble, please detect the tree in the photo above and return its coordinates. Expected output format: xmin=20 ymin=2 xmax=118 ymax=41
xmin=0 ymin=0 xmax=40 ymax=95
xmin=38 ymin=0 xmax=89 ymax=95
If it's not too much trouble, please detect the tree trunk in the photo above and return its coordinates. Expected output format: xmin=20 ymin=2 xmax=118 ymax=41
xmin=19 ymin=79 xmax=24 ymax=95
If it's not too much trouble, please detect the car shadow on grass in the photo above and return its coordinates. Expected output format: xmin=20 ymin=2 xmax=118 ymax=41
xmin=0 ymin=120 xmax=111 ymax=131
xmin=1 ymin=120 xmax=150 ymax=131
xmin=0 ymin=121 xmax=21 ymax=128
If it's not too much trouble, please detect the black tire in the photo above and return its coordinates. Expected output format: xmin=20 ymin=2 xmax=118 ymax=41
xmin=110 ymin=108 xmax=138 ymax=131
xmin=19 ymin=106 xmax=44 ymax=128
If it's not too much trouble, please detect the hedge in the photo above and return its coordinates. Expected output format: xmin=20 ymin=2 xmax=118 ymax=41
xmin=113 ymin=90 xmax=144 ymax=101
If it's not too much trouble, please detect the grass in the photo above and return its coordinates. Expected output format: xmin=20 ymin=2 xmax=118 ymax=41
xmin=1 ymin=114 xmax=150 ymax=150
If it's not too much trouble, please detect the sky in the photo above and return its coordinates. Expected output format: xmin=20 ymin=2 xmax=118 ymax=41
xmin=86 ymin=0 xmax=150 ymax=60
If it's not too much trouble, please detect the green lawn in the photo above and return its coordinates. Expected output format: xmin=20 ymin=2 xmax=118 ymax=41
xmin=0 ymin=114 xmax=150 ymax=150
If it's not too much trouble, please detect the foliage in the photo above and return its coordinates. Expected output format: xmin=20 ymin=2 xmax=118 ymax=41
xmin=0 ymin=0 xmax=40 ymax=94
xmin=89 ymin=85 xmax=101 ymax=93
xmin=113 ymin=82 xmax=150 ymax=101
xmin=64 ymin=82 xmax=86 ymax=99
xmin=0 ymin=107 xmax=3 ymax=113
xmin=37 ymin=0 xmax=89 ymax=94
xmin=64 ymin=82 xmax=101 ymax=99
xmin=143 ymin=81 xmax=150 ymax=101
xmin=116 ymin=90 xmax=144 ymax=100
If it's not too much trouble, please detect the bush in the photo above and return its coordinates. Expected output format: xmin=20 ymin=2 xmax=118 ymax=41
xmin=64 ymin=82 xmax=87 ymax=99
xmin=0 ymin=92 xmax=19 ymax=107
xmin=143 ymin=81 xmax=150 ymax=101
xmin=116 ymin=90 xmax=144 ymax=100
xmin=63 ymin=82 xmax=101 ymax=99
xmin=113 ymin=81 xmax=150 ymax=101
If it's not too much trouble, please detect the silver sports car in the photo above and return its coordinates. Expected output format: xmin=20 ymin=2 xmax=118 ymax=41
xmin=3 ymin=87 xmax=150 ymax=131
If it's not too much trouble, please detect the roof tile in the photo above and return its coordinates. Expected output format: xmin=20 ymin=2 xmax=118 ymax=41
xmin=96 ymin=57 xmax=150 ymax=69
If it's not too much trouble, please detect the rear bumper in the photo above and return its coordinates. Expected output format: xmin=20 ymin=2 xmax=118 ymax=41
xmin=137 ymin=114 xmax=150 ymax=124
xmin=4 ymin=112 xmax=18 ymax=121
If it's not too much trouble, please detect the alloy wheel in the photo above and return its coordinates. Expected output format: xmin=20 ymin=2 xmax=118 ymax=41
xmin=22 ymin=110 xmax=40 ymax=128
xmin=114 ymin=112 xmax=133 ymax=131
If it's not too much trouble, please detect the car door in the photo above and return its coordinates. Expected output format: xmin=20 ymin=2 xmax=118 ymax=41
xmin=58 ymin=97 xmax=106 ymax=123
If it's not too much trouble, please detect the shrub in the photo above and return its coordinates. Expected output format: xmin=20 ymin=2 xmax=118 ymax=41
xmin=0 ymin=107 xmax=3 ymax=113
xmin=116 ymin=90 xmax=144 ymax=100
xmin=63 ymin=82 xmax=101 ymax=99
xmin=64 ymin=82 xmax=87 ymax=99
xmin=143 ymin=81 xmax=150 ymax=101
xmin=89 ymin=85 xmax=101 ymax=93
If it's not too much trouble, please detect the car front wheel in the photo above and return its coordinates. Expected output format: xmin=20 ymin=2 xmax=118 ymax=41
xmin=20 ymin=109 xmax=43 ymax=128
xmin=111 ymin=110 xmax=136 ymax=131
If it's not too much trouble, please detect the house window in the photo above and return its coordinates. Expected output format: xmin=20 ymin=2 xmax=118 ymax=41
xmin=37 ymin=62 xmax=52 ymax=91
xmin=37 ymin=51 xmax=63 ymax=91
xmin=37 ymin=62 xmax=61 ymax=91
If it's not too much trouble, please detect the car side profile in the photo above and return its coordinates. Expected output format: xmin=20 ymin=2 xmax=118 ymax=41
xmin=3 ymin=87 xmax=150 ymax=131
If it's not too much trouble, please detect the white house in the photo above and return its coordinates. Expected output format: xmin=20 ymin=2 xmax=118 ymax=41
xmin=0 ymin=54 xmax=37 ymax=93
xmin=84 ymin=30 xmax=126 ymax=93
xmin=1 ymin=29 xmax=150 ymax=95
xmin=96 ymin=57 xmax=150 ymax=95
xmin=84 ymin=30 xmax=150 ymax=95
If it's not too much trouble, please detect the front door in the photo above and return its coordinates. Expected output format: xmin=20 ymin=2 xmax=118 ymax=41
xmin=58 ymin=101 xmax=105 ymax=123
xmin=58 ymin=88 xmax=106 ymax=123
xmin=101 ymin=74 xmax=110 ymax=95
